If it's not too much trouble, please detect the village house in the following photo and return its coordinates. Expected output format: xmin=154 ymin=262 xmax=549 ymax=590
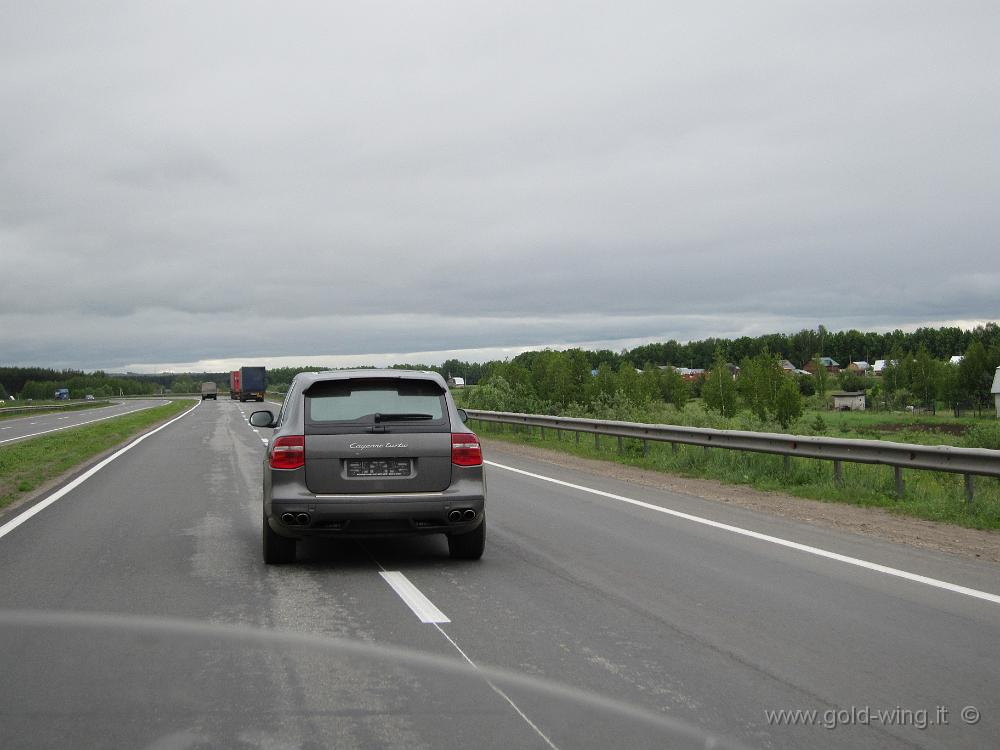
xmin=658 ymin=365 xmax=707 ymax=382
xmin=804 ymin=357 xmax=841 ymax=374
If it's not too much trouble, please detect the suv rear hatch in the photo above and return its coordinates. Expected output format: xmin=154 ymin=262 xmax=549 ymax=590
xmin=302 ymin=378 xmax=452 ymax=495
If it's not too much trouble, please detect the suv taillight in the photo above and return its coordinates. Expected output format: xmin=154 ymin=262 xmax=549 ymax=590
xmin=451 ymin=432 xmax=482 ymax=467
xmin=271 ymin=435 xmax=304 ymax=470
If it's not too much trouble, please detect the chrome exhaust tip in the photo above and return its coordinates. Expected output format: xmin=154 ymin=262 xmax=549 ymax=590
xmin=296 ymin=513 xmax=310 ymax=525
xmin=463 ymin=509 xmax=477 ymax=521
xmin=281 ymin=513 xmax=295 ymax=524
xmin=448 ymin=510 xmax=463 ymax=522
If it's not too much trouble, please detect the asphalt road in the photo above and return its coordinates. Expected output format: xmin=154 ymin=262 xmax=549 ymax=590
xmin=0 ymin=399 xmax=171 ymax=445
xmin=0 ymin=398 xmax=997 ymax=749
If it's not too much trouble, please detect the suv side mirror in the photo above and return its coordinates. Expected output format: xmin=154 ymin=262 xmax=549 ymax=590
xmin=249 ymin=410 xmax=276 ymax=428
xmin=457 ymin=408 xmax=469 ymax=424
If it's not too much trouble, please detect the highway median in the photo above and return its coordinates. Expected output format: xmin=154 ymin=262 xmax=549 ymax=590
xmin=0 ymin=400 xmax=194 ymax=514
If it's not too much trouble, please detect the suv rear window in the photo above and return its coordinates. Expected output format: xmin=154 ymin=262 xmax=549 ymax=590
xmin=305 ymin=379 xmax=446 ymax=426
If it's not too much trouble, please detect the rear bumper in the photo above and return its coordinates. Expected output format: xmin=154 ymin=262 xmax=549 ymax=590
xmin=265 ymin=461 xmax=486 ymax=540
xmin=267 ymin=491 xmax=485 ymax=539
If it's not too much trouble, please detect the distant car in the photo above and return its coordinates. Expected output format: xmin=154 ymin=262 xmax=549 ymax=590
xmin=200 ymin=382 xmax=218 ymax=401
xmin=84 ymin=394 xmax=95 ymax=401
xmin=249 ymin=369 xmax=486 ymax=564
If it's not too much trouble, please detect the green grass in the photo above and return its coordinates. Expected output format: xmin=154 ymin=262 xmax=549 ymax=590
xmin=474 ymin=420 xmax=1000 ymax=531
xmin=0 ymin=400 xmax=193 ymax=512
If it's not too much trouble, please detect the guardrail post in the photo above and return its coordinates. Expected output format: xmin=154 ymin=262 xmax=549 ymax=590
xmin=643 ymin=439 xmax=648 ymax=457
xmin=783 ymin=455 xmax=791 ymax=473
xmin=540 ymin=426 xmax=545 ymax=440
xmin=964 ymin=474 xmax=974 ymax=504
xmin=671 ymin=442 xmax=677 ymax=455
xmin=617 ymin=436 xmax=623 ymax=454
xmin=894 ymin=466 xmax=905 ymax=498
xmin=833 ymin=460 xmax=843 ymax=487
xmin=595 ymin=433 xmax=601 ymax=450
xmin=575 ymin=430 xmax=580 ymax=444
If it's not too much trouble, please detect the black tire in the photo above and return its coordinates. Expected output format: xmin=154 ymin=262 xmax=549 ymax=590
xmin=448 ymin=517 xmax=485 ymax=560
xmin=262 ymin=512 xmax=296 ymax=564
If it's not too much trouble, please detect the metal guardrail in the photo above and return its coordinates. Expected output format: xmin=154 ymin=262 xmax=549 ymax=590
xmin=465 ymin=409 xmax=1000 ymax=502
xmin=0 ymin=401 xmax=113 ymax=416
xmin=0 ymin=403 xmax=77 ymax=415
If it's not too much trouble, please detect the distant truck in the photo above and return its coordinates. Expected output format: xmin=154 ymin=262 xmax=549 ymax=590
xmin=229 ymin=370 xmax=240 ymax=400
xmin=54 ymin=388 xmax=70 ymax=400
xmin=238 ymin=366 xmax=266 ymax=402
xmin=200 ymin=382 xmax=218 ymax=401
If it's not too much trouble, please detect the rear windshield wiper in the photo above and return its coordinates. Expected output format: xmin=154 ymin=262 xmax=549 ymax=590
xmin=373 ymin=413 xmax=434 ymax=423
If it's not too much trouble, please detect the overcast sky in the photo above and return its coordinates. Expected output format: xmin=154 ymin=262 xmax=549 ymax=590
xmin=1 ymin=2 xmax=997 ymax=373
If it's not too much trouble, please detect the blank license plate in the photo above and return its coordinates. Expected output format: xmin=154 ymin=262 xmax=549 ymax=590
xmin=346 ymin=458 xmax=411 ymax=477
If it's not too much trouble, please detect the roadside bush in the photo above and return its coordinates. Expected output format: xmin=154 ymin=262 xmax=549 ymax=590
xmin=463 ymin=376 xmax=546 ymax=414
xmin=796 ymin=374 xmax=815 ymax=397
xmin=586 ymin=391 xmax=645 ymax=422
xmin=962 ymin=423 xmax=1000 ymax=450
xmin=838 ymin=371 xmax=868 ymax=392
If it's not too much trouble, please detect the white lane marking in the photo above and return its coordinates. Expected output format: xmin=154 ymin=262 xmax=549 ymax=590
xmin=364 ymin=552 xmax=558 ymax=750
xmin=0 ymin=402 xmax=167 ymax=446
xmin=485 ymin=460 xmax=1000 ymax=607
xmin=1 ymin=427 xmax=11 ymax=430
xmin=379 ymin=571 xmax=450 ymax=623
xmin=0 ymin=401 xmax=200 ymax=540
xmin=28 ymin=422 xmax=38 ymax=425
xmin=260 ymin=438 xmax=268 ymax=444
xmin=434 ymin=624 xmax=559 ymax=750
xmin=57 ymin=416 xmax=69 ymax=420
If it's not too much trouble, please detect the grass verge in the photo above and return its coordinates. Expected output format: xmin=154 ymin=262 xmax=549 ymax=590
xmin=0 ymin=400 xmax=193 ymax=512
xmin=475 ymin=421 xmax=1000 ymax=531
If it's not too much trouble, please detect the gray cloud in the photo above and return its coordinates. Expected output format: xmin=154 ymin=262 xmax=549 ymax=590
xmin=1 ymin=2 xmax=997 ymax=370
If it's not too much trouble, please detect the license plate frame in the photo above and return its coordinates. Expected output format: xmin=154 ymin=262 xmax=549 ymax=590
xmin=346 ymin=458 xmax=411 ymax=478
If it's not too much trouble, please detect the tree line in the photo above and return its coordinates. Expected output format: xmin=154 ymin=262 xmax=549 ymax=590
xmin=459 ymin=327 xmax=1000 ymax=428
xmin=0 ymin=368 xmax=233 ymax=400
xmin=871 ymin=341 xmax=999 ymax=415
xmin=463 ymin=348 xmax=806 ymax=428
xmin=2 ymin=323 xmax=997 ymax=415
xmin=440 ymin=323 xmax=1000 ymax=384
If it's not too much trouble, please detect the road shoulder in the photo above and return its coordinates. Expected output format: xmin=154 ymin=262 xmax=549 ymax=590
xmin=482 ymin=437 xmax=1000 ymax=564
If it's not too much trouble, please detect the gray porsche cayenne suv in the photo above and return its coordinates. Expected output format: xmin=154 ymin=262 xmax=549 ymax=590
xmin=249 ymin=370 xmax=486 ymax=564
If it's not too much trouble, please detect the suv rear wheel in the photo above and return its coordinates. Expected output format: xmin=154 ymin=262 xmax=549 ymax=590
xmin=447 ymin=518 xmax=485 ymax=560
xmin=262 ymin=512 xmax=296 ymax=564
